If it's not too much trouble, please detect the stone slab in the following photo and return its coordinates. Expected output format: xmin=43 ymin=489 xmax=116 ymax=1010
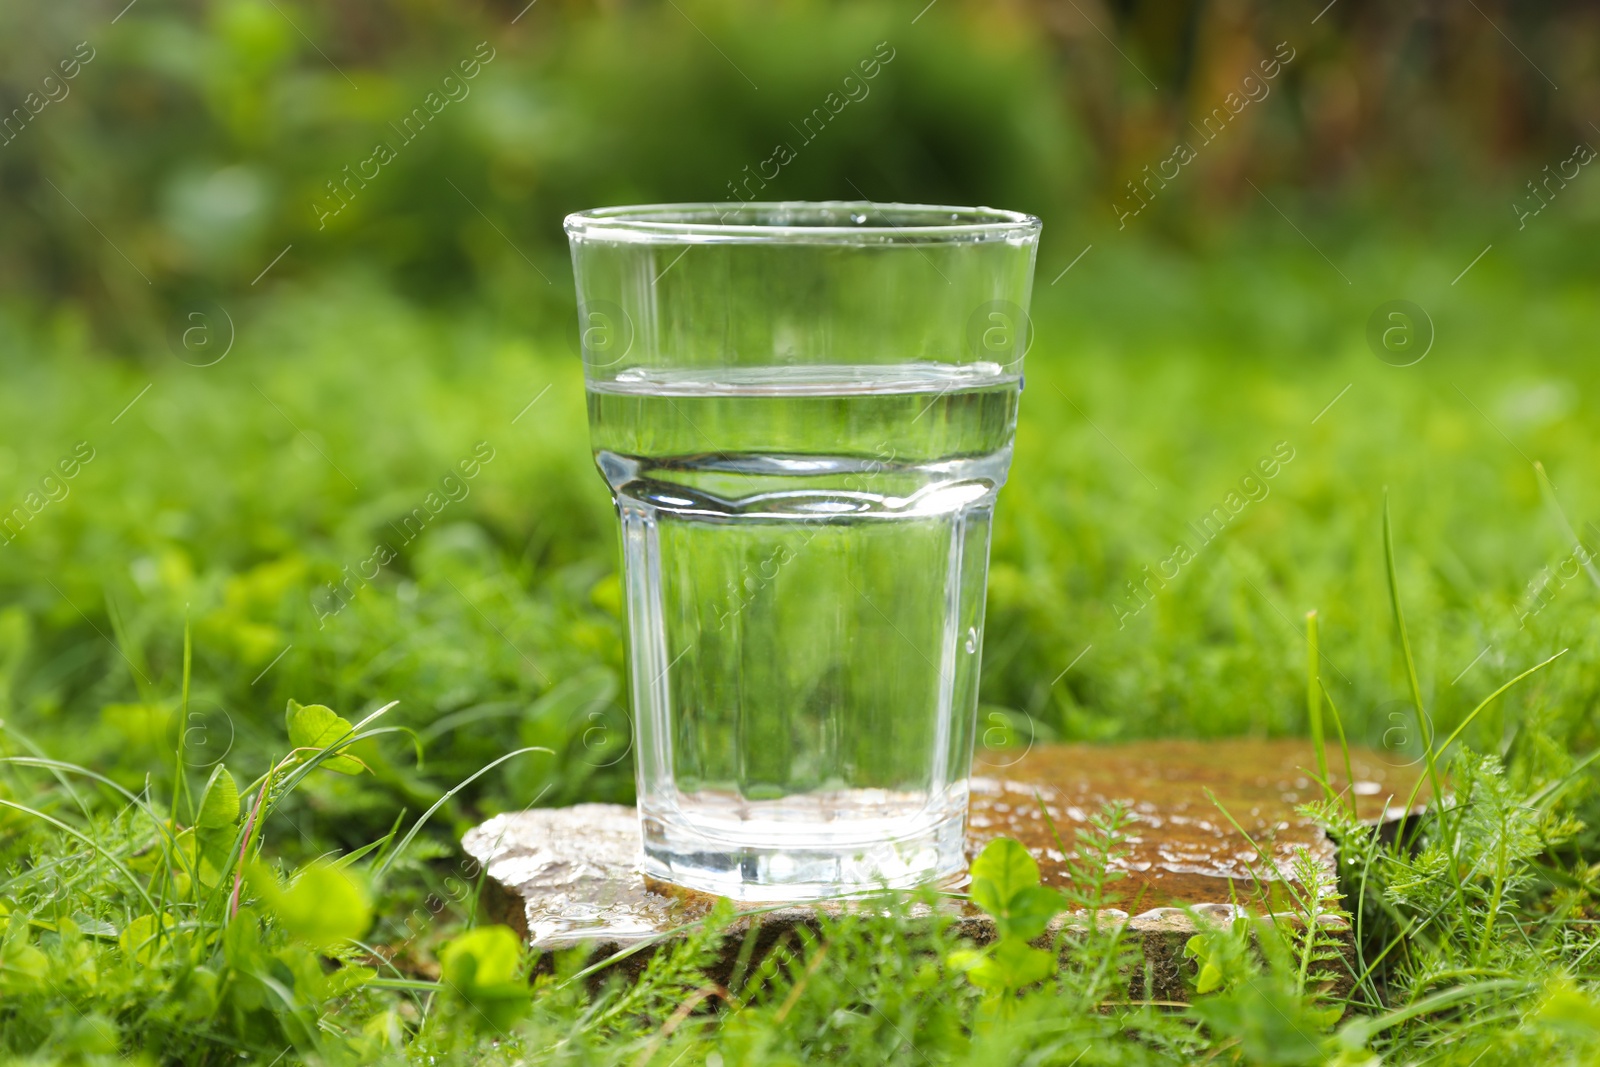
xmin=463 ymin=740 xmax=1427 ymax=999
xmin=969 ymin=738 xmax=1424 ymax=911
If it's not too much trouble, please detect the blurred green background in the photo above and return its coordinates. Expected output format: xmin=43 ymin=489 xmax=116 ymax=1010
xmin=6 ymin=0 xmax=1599 ymax=334
xmin=2 ymin=0 xmax=1598 ymax=853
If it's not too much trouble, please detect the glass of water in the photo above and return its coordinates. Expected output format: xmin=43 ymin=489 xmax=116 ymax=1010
xmin=565 ymin=202 xmax=1040 ymax=901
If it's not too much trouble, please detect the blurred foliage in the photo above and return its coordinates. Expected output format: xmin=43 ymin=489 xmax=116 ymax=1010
xmin=0 ymin=0 xmax=1074 ymax=342
xmin=3 ymin=0 xmax=1598 ymax=345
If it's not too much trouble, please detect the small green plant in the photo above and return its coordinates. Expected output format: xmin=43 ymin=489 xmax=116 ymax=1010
xmin=437 ymin=925 xmax=532 ymax=1033
xmin=1183 ymin=914 xmax=1345 ymax=1066
xmin=948 ymin=837 xmax=1067 ymax=1016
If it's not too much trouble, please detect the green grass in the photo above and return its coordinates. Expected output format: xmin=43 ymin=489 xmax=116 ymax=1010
xmin=3 ymin=236 xmax=1600 ymax=1063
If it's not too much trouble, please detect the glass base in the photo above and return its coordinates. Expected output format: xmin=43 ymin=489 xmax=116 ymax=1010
xmin=639 ymin=791 xmax=968 ymax=902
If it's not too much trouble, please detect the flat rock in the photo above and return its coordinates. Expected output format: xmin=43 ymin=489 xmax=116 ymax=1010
xmin=463 ymin=740 xmax=1426 ymax=999
xmin=969 ymin=738 xmax=1424 ymax=911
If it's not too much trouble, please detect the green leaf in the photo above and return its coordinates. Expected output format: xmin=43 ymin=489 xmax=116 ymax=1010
xmin=248 ymin=859 xmax=372 ymax=949
xmin=441 ymin=925 xmax=522 ymax=986
xmin=1189 ymin=976 xmax=1336 ymax=1066
xmin=285 ymin=699 xmax=366 ymax=775
xmin=0 ymin=935 xmax=48 ymax=993
xmin=197 ymin=823 xmax=236 ymax=873
xmin=178 ymin=967 xmax=220 ymax=1021
xmin=325 ymin=963 xmax=378 ymax=998
xmin=224 ymin=908 xmax=262 ymax=967
xmin=998 ymin=884 xmax=1066 ymax=943
xmin=946 ymin=947 xmax=987 ymax=975
xmin=964 ymin=938 xmax=1057 ymax=992
xmin=1537 ymin=979 xmax=1600 ymax=1037
xmin=993 ymin=937 xmax=1057 ymax=987
xmin=970 ymin=838 xmax=1040 ymax=902
xmin=49 ymin=1012 xmax=119 ymax=1056
xmin=968 ymin=838 xmax=1063 ymax=940
xmin=118 ymin=912 xmax=174 ymax=966
xmin=969 ymin=876 xmax=1007 ymax=919
xmin=196 ymin=764 xmax=240 ymax=829
xmin=438 ymin=925 xmax=530 ymax=1032
xmin=174 ymin=826 xmax=230 ymax=889
xmin=222 ymin=909 xmax=268 ymax=1011
xmin=960 ymin=952 xmax=1008 ymax=992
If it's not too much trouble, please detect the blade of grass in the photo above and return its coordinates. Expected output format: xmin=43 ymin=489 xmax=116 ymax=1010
xmin=1320 ymin=687 xmax=1359 ymax=818
xmin=340 ymin=810 xmax=405 ymax=872
xmin=1306 ymin=610 xmax=1331 ymax=803
xmin=173 ymin=611 xmax=193 ymax=827
xmin=350 ymin=699 xmax=401 ymax=734
xmin=0 ymin=797 xmax=161 ymax=916
xmin=1394 ymin=647 xmax=1569 ymax=824
xmin=0 ymin=723 xmax=96 ymax=824
xmin=1342 ymin=977 xmax=1531 ymax=1043
xmin=366 ymin=977 xmax=445 ymax=993
xmin=1202 ymin=786 xmax=1316 ymax=922
xmin=2 ymin=756 xmax=181 ymax=848
xmin=371 ymin=746 xmax=553 ymax=885
xmin=1435 ymin=648 xmax=1567 ymax=758
xmin=1527 ymin=746 xmax=1600 ymax=811
xmin=1535 ymin=461 xmax=1600 ymax=590
xmin=1383 ymin=493 xmax=1455 ymax=864
xmin=102 ymin=589 xmax=157 ymax=705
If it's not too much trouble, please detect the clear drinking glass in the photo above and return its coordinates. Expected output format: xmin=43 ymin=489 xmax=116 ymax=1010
xmin=565 ymin=202 xmax=1041 ymax=901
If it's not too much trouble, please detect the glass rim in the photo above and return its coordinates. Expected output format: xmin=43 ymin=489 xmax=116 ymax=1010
xmin=564 ymin=200 xmax=1042 ymax=244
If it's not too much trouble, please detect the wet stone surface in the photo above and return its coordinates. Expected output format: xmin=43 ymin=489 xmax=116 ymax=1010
xmin=463 ymin=740 xmax=1426 ymax=998
xmin=969 ymin=738 xmax=1426 ymax=911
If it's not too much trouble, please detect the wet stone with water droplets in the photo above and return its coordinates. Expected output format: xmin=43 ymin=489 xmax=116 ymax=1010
xmin=462 ymin=740 xmax=1429 ymax=1000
